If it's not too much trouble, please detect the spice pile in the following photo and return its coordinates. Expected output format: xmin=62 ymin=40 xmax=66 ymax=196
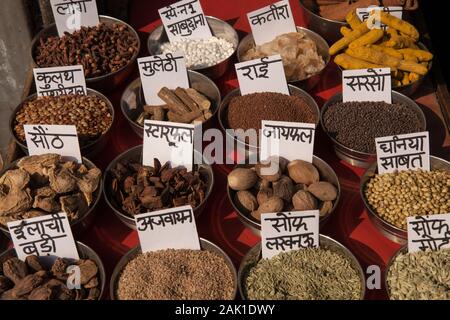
xmin=387 ymin=249 xmax=450 ymax=300
xmin=0 ymin=255 xmax=101 ymax=300
xmin=109 ymin=158 xmax=208 ymax=217
xmin=0 ymin=154 xmax=101 ymax=228
xmin=228 ymin=158 xmax=338 ymax=221
xmin=365 ymin=169 xmax=450 ymax=229
xmin=35 ymin=23 xmax=139 ymax=78
xmin=161 ymin=37 xmax=235 ymax=69
xmin=137 ymin=87 xmax=212 ymax=125
xmin=323 ymin=100 xmax=424 ymax=153
xmin=226 ymin=92 xmax=317 ymax=132
xmin=14 ymin=95 xmax=113 ymax=146
xmin=242 ymin=31 xmax=326 ymax=81
xmin=116 ymin=249 xmax=235 ymax=300
xmin=244 ymin=248 xmax=362 ymax=300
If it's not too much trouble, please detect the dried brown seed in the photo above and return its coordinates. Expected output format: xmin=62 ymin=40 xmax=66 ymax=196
xmin=287 ymin=160 xmax=320 ymax=185
xmin=258 ymin=196 xmax=284 ymax=214
xmin=319 ymin=201 xmax=334 ymax=217
xmin=273 ymin=176 xmax=295 ymax=201
xmin=308 ymin=182 xmax=338 ymax=201
xmin=235 ymin=191 xmax=258 ymax=212
xmin=2 ymin=258 xmax=28 ymax=284
xmin=292 ymin=190 xmax=318 ymax=211
xmin=228 ymin=168 xmax=258 ymax=191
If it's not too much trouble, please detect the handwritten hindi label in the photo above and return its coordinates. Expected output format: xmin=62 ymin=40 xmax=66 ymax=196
xmin=235 ymin=55 xmax=289 ymax=95
xmin=260 ymin=120 xmax=315 ymax=163
xmin=135 ymin=205 xmax=200 ymax=252
xmin=138 ymin=53 xmax=189 ymax=105
xmin=7 ymin=213 xmax=79 ymax=262
xmin=407 ymin=214 xmax=450 ymax=253
xmin=261 ymin=210 xmax=319 ymax=259
xmin=356 ymin=6 xmax=403 ymax=30
xmin=375 ymin=131 xmax=430 ymax=174
xmin=33 ymin=65 xmax=87 ymax=97
xmin=247 ymin=0 xmax=296 ymax=45
xmin=342 ymin=68 xmax=391 ymax=103
xmin=24 ymin=124 xmax=82 ymax=163
xmin=158 ymin=0 xmax=212 ymax=42
xmin=143 ymin=120 xmax=195 ymax=171
xmin=50 ymin=0 xmax=100 ymax=37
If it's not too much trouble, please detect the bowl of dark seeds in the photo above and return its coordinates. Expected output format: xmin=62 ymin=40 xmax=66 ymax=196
xmin=238 ymin=235 xmax=366 ymax=300
xmin=103 ymin=145 xmax=214 ymax=229
xmin=31 ymin=15 xmax=140 ymax=92
xmin=320 ymin=91 xmax=426 ymax=168
xmin=0 ymin=241 xmax=105 ymax=300
xmin=110 ymin=238 xmax=237 ymax=300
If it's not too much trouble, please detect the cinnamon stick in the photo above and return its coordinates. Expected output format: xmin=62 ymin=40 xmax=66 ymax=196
xmin=174 ymin=87 xmax=200 ymax=111
xmin=185 ymin=88 xmax=211 ymax=111
xmin=157 ymin=87 xmax=190 ymax=114
xmin=167 ymin=110 xmax=204 ymax=123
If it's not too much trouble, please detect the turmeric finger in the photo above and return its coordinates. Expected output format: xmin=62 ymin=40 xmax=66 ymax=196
xmin=402 ymin=72 xmax=411 ymax=85
xmin=402 ymin=52 xmax=418 ymax=63
xmin=398 ymin=60 xmax=428 ymax=75
xmin=370 ymin=45 xmax=404 ymax=59
xmin=409 ymin=72 xmax=421 ymax=82
xmin=372 ymin=11 xmax=419 ymax=40
xmin=340 ymin=26 xmax=352 ymax=37
xmin=349 ymin=29 xmax=384 ymax=48
xmin=346 ymin=10 xmax=362 ymax=29
xmin=329 ymin=22 xmax=370 ymax=55
xmin=398 ymin=48 xmax=433 ymax=62
xmin=334 ymin=53 xmax=385 ymax=70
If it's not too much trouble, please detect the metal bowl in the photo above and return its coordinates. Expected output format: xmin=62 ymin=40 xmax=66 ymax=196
xmin=0 ymin=241 xmax=106 ymax=300
xmin=238 ymin=235 xmax=366 ymax=300
xmin=360 ymin=155 xmax=450 ymax=245
xmin=147 ymin=16 xmax=239 ymax=79
xmin=0 ymin=156 xmax=103 ymax=238
xmin=298 ymin=0 xmax=346 ymax=44
xmin=9 ymin=88 xmax=115 ymax=160
xmin=121 ymin=70 xmax=221 ymax=138
xmin=320 ymin=91 xmax=426 ymax=168
xmin=30 ymin=15 xmax=141 ymax=92
xmin=110 ymin=238 xmax=238 ymax=300
xmin=218 ymin=85 xmax=320 ymax=160
xmin=237 ymin=26 xmax=330 ymax=91
xmin=228 ymin=156 xmax=341 ymax=236
xmin=384 ymin=245 xmax=406 ymax=300
xmin=103 ymin=145 xmax=214 ymax=230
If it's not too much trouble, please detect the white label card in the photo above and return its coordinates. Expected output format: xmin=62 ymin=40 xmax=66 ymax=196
xmin=356 ymin=6 xmax=403 ymax=30
xmin=261 ymin=210 xmax=319 ymax=259
xmin=247 ymin=0 xmax=296 ymax=45
xmin=375 ymin=131 xmax=430 ymax=174
xmin=407 ymin=214 xmax=450 ymax=253
xmin=7 ymin=212 xmax=79 ymax=262
xmin=143 ymin=120 xmax=194 ymax=171
xmin=34 ymin=66 xmax=87 ymax=97
xmin=24 ymin=124 xmax=82 ymax=163
xmin=138 ymin=53 xmax=189 ymax=105
xmin=50 ymin=0 xmax=100 ymax=37
xmin=343 ymin=68 xmax=391 ymax=103
xmin=260 ymin=121 xmax=315 ymax=163
xmin=135 ymin=205 xmax=200 ymax=252
xmin=159 ymin=0 xmax=212 ymax=42
xmin=235 ymin=55 xmax=289 ymax=95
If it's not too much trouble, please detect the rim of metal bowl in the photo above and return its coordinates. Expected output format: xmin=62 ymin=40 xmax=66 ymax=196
xmin=298 ymin=0 xmax=347 ymax=25
xmin=146 ymin=16 xmax=239 ymax=72
xmin=120 ymin=70 xmax=221 ymax=134
xmin=218 ymin=85 xmax=321 ymax=150
xmin=109 ymin=238 xmax=238 ymax=300
xmin=320 ymin=90 xmax=427 ymax=158
xmin=30 ymin=15 xmax=141 ymax=82
xmin=102 ymin=145 xmax=215 ymax=227
xmin=236 ymin=26 xmax=331 ymax=83
xmin=384 ymin=245 xmax=407 ymax=300
xmin=9 ymin=88 xmax=115 ymax=153
xmin=360 ymin=155 xmax=450 ymax=237
xmin=237 ymin=234 xmax=366 ymax=300
xmin=227 ymin=155 xmax=341 ymax=232
xmin=0 ymin=156 xmax=103 ymax=236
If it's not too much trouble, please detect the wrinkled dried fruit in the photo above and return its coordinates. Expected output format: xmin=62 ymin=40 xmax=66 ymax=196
xmin=28 ymin=285 xmax=53 ymax=300
xmin=77 ymin=259 xmax=98 ymax=285
xmin=292 ymin=190 xmax=318 ymax=211
xmin=25 ymin=255 xmax=44 ymax=273
xmin=257 ymin=188 xmax=273 ymax=205
xmin=319 ymin=201 xmax=334 ymax=217
xmin=273 ymin=176 xmax=294 ymax=201
xmin=3 ymin=258 xmax=28 ymax=284
xmin=255 ymin=160 xmax=281 ymax=182
xmin=235 ymin=191 xmax=258 ymax=212
xmin=287 ymin=160 xmax=320 ymax=185
xmin=308 ymin=182 xmax=337 ymax=201
xmin=84 ymin=276 xmax=99 ymax=289
xmin=0 ymin=276 xmax=13 ymax=294
xmin=12 ymin=271 xmax=46 ymax=297
xmin=258 ymin=196 xmax=284 ymax=214
xmin=87 ymin=287 xmax=101 ymax=300
xmin=51 ymin=258 xmax=68 ymax=281
xmin=228 ymin=168 xmax=258 ymax=191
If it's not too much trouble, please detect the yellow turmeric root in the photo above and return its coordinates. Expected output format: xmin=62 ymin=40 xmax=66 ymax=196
xmin=334 ymin=53 xmax=384 ymax=70
xmin=329 ymin=22 xmax=370 ymax=55
xmin=346 ymin=10 xmax=362 ymax=30
xmin=370 ymin=45 xmax=404 ymax=59
xmin=409 ymin=72 xmax=421 ymax=82
xmin=398 ymin=48 xmax=433 ymax=62
xmin=349 ymin=29 xmax=384 ymax=48
xmin=372 ymin=11 xmax=419 ymax=40
xmin=340 ymin=26 xmax=352 ymax=37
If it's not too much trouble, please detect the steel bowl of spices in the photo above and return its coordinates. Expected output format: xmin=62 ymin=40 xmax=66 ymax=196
xmin=110 ymin=238 xmax=237 ymax=300
xmin=31 ymin=15 xmax=140 ymax=92
xmin=227 ymin=156 xmax=340 ymax=236
xmin=321 ymin=91 xmax=426 ymax=168
xmin=385 ymin=246 xmax=450 ymax=300
xmin=219 ymin=86 xmax=320 ymax=158
xmin=121 ymin=70 xmax=221 ymax=138
xmin=0 ymin=154 xmax=103 ymax=237
xmin=238 ymin=235 xmax=366 ymax=300
xmin=10 ymin=89 xmax=114 ymax=159
xmin=360 ymin=156 xmax=450 ymax=244
xmin=147 ymin=16 xmax=239 ymax=79
xmin=0 ymin=241 xmax=105 ymax=300
xmin=237 ymin=27 xmax=330 ymax=90
xmin=103 ymin=145 xmax=214 ymax=230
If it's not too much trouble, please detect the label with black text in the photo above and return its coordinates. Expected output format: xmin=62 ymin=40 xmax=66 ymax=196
xmin=343 ymin=68 xmax=391 ymax=103
xmin=407 ymin=213 xmax=450 ymax=253
xmin=34 ymin=65 xmax=87 ymax=97
xmin=50 ymin=0 xmax=99 ymax=36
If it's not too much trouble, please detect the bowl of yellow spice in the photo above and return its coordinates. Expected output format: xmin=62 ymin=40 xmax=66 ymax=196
xmin=330 ymin=10 xmax=433 ymax=96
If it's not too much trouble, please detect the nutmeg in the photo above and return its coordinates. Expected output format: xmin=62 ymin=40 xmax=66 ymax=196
xmin=308 ymin=182 xmax=337 ymax=201
xmin=273 ymin=176 xmax=294 ymax=201
xmin=258 ymin=196 xmax=284 ymax=214
xmin=255 ymin=159 xmax=281 ymax=182
xmin=228 ymin=168 xmax=258 ymax=191
xmin=235 ymin=190 xmax=258 ymax=212
xmin=251 ymin=210 xmax=262 ymax=221
xmin=287 ymin=160 xmax=320 ymax=185
xmin=319 ymin=200 xmax=333 ymax=217
xmin=257 ymin=188 xmax=273 ymax=205
xmin=292 ymin=190 xmax=318 ymax=211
